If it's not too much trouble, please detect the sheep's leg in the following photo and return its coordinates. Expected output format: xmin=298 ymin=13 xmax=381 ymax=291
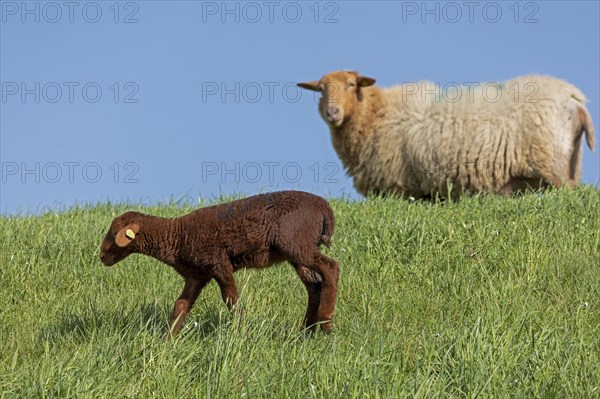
xmin=538 ymin=170 xmax=571 ymax=190
xmin=165 ymin=277 xmax=207 ymax=339
xmin=311 ymin=254 xmax=340 ymax=332
xmin=214 ymin=264 xmax=239 ymax=312
xmin=293 ymin=264 xmax=322 ymax=333
xmin=548 ymin=174 xmax=564 ymax=189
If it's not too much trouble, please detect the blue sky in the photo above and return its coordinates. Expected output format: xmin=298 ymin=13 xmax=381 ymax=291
xmin=1 ymin=1 xmax=598 ymax=214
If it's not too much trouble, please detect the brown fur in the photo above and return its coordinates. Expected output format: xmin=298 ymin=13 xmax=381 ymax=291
xmin=99 ymin=191 xmax=339 ymax=337
xmin=298 ymin=70 xmax=596 ymax=198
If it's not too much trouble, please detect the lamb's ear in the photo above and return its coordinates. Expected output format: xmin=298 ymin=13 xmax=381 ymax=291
xmin=115 ymin=223 xmax=140 ymax=248
xmin=297 ymin=81 xmax=321 ymax=91
xmin=357 ymin=76 xmax=376 ymax=87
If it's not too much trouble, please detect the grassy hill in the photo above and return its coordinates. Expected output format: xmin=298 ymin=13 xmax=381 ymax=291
xmin=1 ymin=187 xmax=599 ymax=397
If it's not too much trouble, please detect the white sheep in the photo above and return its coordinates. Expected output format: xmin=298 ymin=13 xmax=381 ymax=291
xmin=298 ymin=70 xmax=596 ymax=198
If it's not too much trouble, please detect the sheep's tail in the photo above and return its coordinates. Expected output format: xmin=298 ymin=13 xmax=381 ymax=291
xmin=320 ymin=208 xmax=335 ymax=248
xmin=579 ymin=105 xmax=596 ymax=151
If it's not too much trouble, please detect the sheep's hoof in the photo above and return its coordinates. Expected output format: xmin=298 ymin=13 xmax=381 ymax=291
xmin=163 ymin=328 xmax=180 ymax=341
xmin=320 ymin=322 xmax=334 ymax=333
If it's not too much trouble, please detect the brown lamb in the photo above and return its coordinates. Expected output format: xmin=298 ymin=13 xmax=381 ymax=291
xmin=99 ymin=190 xmax=339 ymax=337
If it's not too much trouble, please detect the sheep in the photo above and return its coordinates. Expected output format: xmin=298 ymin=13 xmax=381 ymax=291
xmin=297 ymin=70 xmax=596 ymax=198
xmin=99 ymin=190 xmax=339 ymax=337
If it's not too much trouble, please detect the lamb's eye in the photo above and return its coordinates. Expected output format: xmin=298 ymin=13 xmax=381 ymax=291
xmin=347 ymin=82 xmax=356 ymax=88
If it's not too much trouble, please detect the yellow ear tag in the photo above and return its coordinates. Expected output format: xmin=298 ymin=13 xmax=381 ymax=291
xmin=125 ymin=229 xmax=135 ymax=239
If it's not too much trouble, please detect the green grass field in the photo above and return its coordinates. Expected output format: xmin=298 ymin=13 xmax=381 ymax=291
xmin=1 ymin=187 xmax=599 ymax=398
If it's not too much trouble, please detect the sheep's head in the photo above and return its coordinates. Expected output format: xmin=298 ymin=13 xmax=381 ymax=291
xmin=99 ymin=211 xmax=142 ymax=266
xmin=297 ymin=70 xmax=375 ymax=128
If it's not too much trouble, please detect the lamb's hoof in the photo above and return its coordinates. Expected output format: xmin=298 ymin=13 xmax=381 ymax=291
xmin=320 ymin=322 xmax=334 ymax=334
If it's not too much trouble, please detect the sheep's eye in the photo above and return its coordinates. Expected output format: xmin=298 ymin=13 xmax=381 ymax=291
xmin=347 ymin=82 xmax=356 ymax=88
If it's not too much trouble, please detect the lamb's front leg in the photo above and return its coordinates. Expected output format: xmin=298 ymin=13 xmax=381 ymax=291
xmin=165 ymin=277 xmax=208 ymax=339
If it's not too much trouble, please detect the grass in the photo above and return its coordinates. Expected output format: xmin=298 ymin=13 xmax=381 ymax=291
xmin=1 ymin=187 xmax=599 ymax=398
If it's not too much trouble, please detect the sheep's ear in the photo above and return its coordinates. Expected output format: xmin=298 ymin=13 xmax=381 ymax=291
xmin=297 ymin=81 xmax=321 ymax=91
xmin=357 ymin=76 xmax=376 ymax=87
xmin=115 ymin=223 xmax=140 ymax=248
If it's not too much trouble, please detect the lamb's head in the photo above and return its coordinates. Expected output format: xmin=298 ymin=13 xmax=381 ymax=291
xmin=297 ymin=70 xmax=375 ymax=127
xmin=99 ymin=211 xmax=143 ymax=266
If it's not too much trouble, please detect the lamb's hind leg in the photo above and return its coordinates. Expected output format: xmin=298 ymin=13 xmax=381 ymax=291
xmin=166 ymin=277 xmax=208 ymax=339
xmin=293 ymin=264 xmax=322 ymax=333
xmin=213 ymin=261 xmax=239 ymax=312
xmin=307 ymin=254 xmax=339 ymax=332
